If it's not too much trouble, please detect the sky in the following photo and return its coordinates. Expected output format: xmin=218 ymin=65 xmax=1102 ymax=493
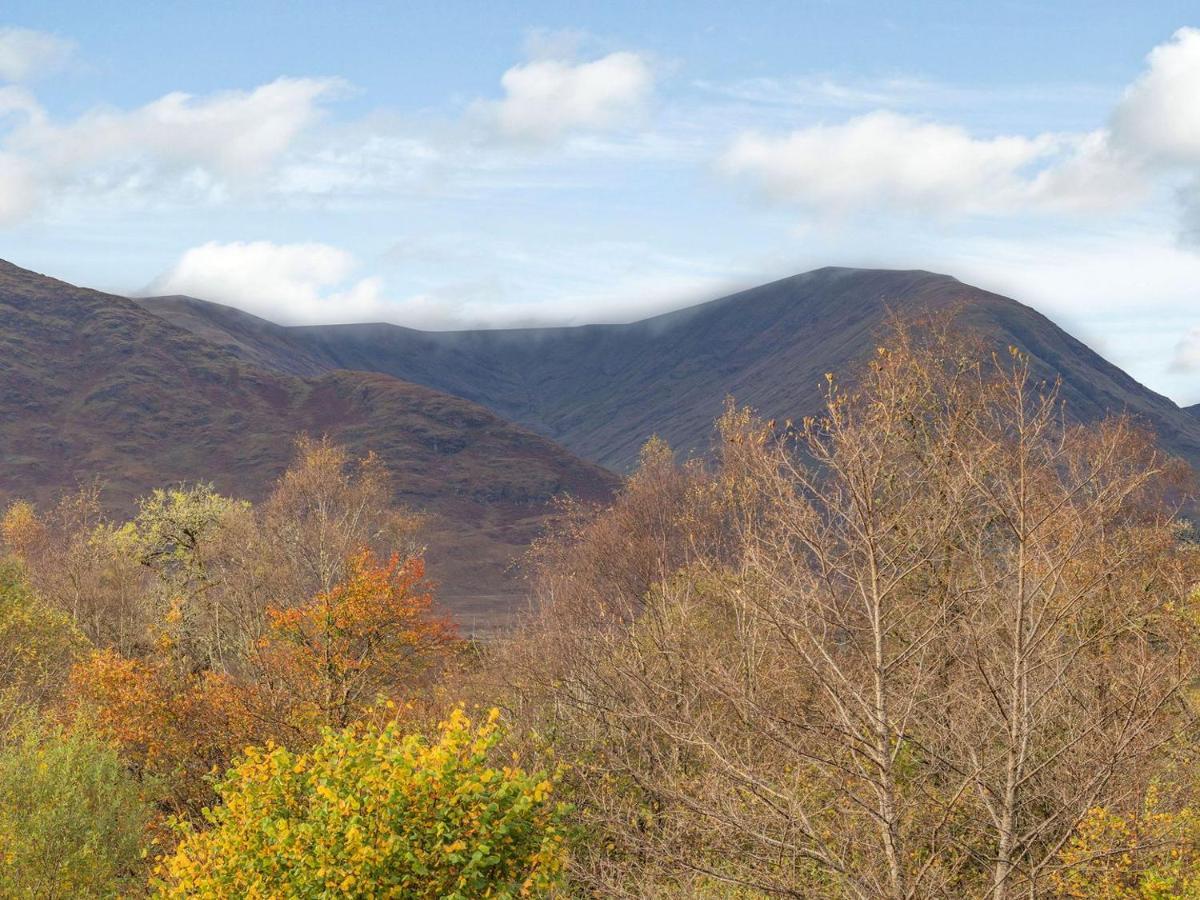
xmin=1 ymin=1 xmax=1199 ymax=404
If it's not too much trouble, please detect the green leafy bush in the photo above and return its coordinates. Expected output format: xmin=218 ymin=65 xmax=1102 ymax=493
xmin=156 ymin=708 xmax=569 ymax=898
xmin=0 ymin=720 xmax=150 ymax=897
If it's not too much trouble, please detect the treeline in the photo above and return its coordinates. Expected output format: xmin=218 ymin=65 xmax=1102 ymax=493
xmin=0 ymin=439 xmax=564 ymax=896
xmin=2 ymin=319 xmax=1200 ymax=897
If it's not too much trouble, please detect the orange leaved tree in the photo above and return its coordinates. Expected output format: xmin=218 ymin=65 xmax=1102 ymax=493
xmin=66 ymin=649 xmax=259 ymax=817
xmin=251 ymin=549 xmax=458 ymax=739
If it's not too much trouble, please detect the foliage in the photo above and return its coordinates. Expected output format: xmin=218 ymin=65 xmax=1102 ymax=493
xmin=0 ymin=500 xmax=44 ymax=560
xmin=135 ymin=484 xmax=247 ymax=671
xmin=67 ymin=649 xmax=258 ymax=817
xmin=259 ymin=436 xmax=425 ymax=602
xmin=1 ymin=487 xmax=154 ymax=654
xmin=0 ymin=561 xmax=85 ymax=729
xmin=1053 ymin=786 xmax=1200 ymax=898
xmin=0 ymin=718 xmax=151 ymax=898
xmin=155 ymin=708 xmax=569 ymax=898
xmin=253 ymin=548 xmax=457 ymax=738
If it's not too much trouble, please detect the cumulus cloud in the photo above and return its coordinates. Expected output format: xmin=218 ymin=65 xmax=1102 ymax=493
xmin=717 ymin=29 xmax=1200 ymax=222
xmin=1107 ymin=27 xmax=1200 ymax=244
xmin=721 ymin=112 xmax=1063 ymax=215
xmin=475 ymin=50 xmax=653 ymax=143
xmin=0 ymin=76 xmax=344 ymax=221
xmin=13 ymin=76 xmax=344 ymax=179
xmin=148 ymin=240 xmax=390 ymax=324
xmin=0 ymin=41 xmax=660 ymax=224
xmin=720 ymin=111 xmax=1149 ymax=218
xmin=147 ymin=234 xmax=746 ymax=333
xmin=1111 ymin=27 xmax=1200 ymax=165
xmin=0 ymin=27 xmax=74 ymax=82
xmin=0 ymin=151 xmax=37 ymax=223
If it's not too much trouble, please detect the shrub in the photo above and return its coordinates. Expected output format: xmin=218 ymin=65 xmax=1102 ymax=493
xmin=156 ymin=708 xmax=569 ymax=898
xmin=0 ymin=720 xmax=150 ymax=897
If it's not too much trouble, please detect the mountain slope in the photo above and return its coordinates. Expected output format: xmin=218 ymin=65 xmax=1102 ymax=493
xmin=0 ymin=260 xmax=617 ymax=628
xmin=141 ymin=268 xmax=1200 ymax=472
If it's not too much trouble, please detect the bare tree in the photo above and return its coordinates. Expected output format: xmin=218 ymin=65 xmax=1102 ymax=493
xmin=499 ymin=318 xmax=1200 ymax=898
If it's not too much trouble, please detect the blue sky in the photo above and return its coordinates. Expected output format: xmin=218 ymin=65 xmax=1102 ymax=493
xmin=1 ymin=1 xmax=1199 ymax=403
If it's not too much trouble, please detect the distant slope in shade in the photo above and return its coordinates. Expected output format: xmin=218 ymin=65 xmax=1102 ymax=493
xmin=0 ymin=260 xmax=617 ymax=629
xmin=141 ymin=268 xmax=1200 ymax=473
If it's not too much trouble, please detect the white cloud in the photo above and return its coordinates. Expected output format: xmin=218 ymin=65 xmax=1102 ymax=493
xmin=1107 ymin=27 xmax=1200 ymax=244
xmin=716 ymin=28 xmax=1200 ymax=224
xmin=148 ymin=240 xmax=390 ymax=324
xmin=719 ymin=111 xmax=1104 ymax=216
xmin=0 ymin=27 xmax=74 ymax=82
xmin=0 ymin=76 xmax=345 ymax=221
xmin=1111 ymin=27 xmax=1200 ymax=165
xmin=913 ymin=226 xmax=1200 ymax=404
xmin=14 ymin=76 xmax=344 ymax=179
xmin=476 ymin=51 xmax=653 ymax=143
xmin=146 ymin=233 xmax=745 ymax=333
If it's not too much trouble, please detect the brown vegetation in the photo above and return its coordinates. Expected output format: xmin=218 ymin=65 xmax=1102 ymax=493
xmin=495 ymin=319 xmax=1200 ymax=898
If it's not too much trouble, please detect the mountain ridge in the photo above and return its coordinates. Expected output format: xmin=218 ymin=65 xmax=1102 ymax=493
xmin=0 ymin=259 xmax=617 ymax=628
xmin=140 ymin=267 xmax=1200 ymax=473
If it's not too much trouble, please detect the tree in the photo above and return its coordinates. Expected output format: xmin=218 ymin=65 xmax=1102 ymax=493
xmin=1052 ymin=782 xmax=1200 ymax=898
xmin=66 ymin=649 xmax=259 ymax=817
xmin=67 ymin=548 xmax=456 ymax=814
xmin=135 ymin=484 xmax=247 ymax=672
xmin=257 ymin=436 xmax=425 ymax=605
xmin=251 ymin=548 xmax=458 ymax=740
xmin=0 ymin=500 xmax=45 ymax=560
xmin=155 ymin=708 xmax=569 ymax=898
xmin=0 ymin=561 xmax=85 ymax=731
xmin=0 ymin=718 xmax=150 ymax=897
xmin=2 ymin=487 xmax=153 ymax=656
xmin=503 ymin=319 xmax=1200 ymax=898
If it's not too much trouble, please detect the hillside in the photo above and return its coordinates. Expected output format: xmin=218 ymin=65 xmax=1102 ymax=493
xmin=142 ymin=268 xmax=1200 ymax=472
xmin=0 ymin=260 xmax=617 ymax=628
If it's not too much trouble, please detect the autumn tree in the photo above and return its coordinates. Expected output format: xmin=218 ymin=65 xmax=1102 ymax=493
xmin=66 ymin=649 xmax=259 ymax=817
xmin=134 ymin=484 xmax=249 ymax=672
xmin=158 ymin=436 xmax=429 ymax=676
xmin=1052 ymin=782 xmax=1200 ymax=898
xmin=250 ymin=548 xmax=458 ymax=741
xmin=255 ymin=436 xmax=424 ymax=605
xmin=0 ymin=499 xmax=44 ymax=560
xmin=1 ymin=485 xmax=153 ymax=654
xmin=502 ymin=319 xmax=1200 ymax=898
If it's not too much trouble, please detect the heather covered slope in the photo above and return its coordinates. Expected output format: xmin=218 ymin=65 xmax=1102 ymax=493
xmin=143 ymin=268 xmax=1200 ymax=472
xmin=0 ymin=260 xmax=617 ymax=626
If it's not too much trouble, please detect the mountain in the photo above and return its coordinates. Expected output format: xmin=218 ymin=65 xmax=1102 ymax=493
xmin=0 ymin=260 xmax=616 ymax=629
xmin=141 ymin=268 xmax=1200 ymax=473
